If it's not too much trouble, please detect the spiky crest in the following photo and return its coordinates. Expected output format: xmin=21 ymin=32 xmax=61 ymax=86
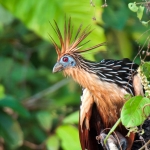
xmin=50 ymin=18 xmax=106 ymax=60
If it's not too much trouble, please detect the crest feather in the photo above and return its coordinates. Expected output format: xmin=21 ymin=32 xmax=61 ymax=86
xmin=50 ymin=18 xmax=106 ymax=59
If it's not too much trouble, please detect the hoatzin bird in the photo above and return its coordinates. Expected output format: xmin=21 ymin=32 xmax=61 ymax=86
xmin=52 ymin=19 xmax=149 ymax=150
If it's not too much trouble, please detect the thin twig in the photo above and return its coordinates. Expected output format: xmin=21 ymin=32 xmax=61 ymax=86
xmin=143 ymin=39 xmax=150 ymax=61
xmin=124 ymin=36 xmax=150 ymax=92
xmin=139 ymin=140 xmax=150 ymax=150
xmin=23 ymin=141 xmax=45 ymax=150
xmin=113 ymin=132 xmax=122 ymax=150
xmin=23 ymin=78 xmax=70 ymax=107
xmin=104 ymin=118 xmax=121 ymax=144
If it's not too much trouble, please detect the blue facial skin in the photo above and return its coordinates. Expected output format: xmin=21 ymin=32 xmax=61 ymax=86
xmin=59 ymin=55 xmax=76 ymax=69
xmin=53 ymin=55 xmax=76 ymax=73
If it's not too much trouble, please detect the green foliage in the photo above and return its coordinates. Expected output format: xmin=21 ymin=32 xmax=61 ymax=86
xmin=141 ymin=62 xmax=150 ymax=80
xmin=46 ymin=135 xmax=60 ymax=150
xmin=121 ymin=96 xmax=150 ymax=128
xmin=36 ymin=111 xmax=53 ymax=131
xmin=63 ymin=111 xmax=79 ymax=124
xmin=0 ymin=111 xmax=23 ymax=149
xmin=0 ymin=96 xmax=30 ymax=118
xmin=0 ymin=0 xmax=149 ymax=149
xmin=56 ymin=125 xmax=81 ymax=150
xmin=102 ymin=1 xmax=129 ymax=30
xmin=128 ymin=2 xmax=150 ymax=26
xmin=0 ymin=0 xmax=105 ymax=60
xmin=137 ymin=6 xmax=144 ymax=20
xmin=128 ymin=2 xmax=138 ymax=12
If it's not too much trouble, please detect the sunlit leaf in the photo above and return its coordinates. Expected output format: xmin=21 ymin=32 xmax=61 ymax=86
xmin=0 ymin=0 xmax=105 ymax=60
xmin=128 ymin=2 xmax=138 ymax=12
xmin=56 ymin=125 xmax=81 ymax=150
xmin=121 ymin=96 xmax=150 ymax=128
xmin=63 ymin=111 xmax=79 ymax=124
xmin=0 ymin=84 xmax=5 ymax=99
xmin=0 ymin=111 xmax=23 ymax=149
xmin=46 ymin=135 xmax=59 ymax=150
xmin=141 ymin=20 xmax=150 ymax=27
xmin=0 ymin=5 xmax=14 ymax=25
xmin=137 ymin=6 xmax=144 ymax=20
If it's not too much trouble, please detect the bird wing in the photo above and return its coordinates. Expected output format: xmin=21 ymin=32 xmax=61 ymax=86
xmin=94 ymin=58 xmax=139 ymax=95
xmin=79 ymin=59 xmax=144 ymax=150
xmin=79 ymin=88 xmax=104 ymax=150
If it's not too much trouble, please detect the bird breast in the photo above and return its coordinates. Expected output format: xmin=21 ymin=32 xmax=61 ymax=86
xmin=64 ymin=67 xmax=128 ymax=127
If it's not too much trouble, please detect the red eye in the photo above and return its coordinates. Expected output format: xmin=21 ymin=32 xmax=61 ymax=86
xmin=63 ymin=57 xmax=68 ymax=62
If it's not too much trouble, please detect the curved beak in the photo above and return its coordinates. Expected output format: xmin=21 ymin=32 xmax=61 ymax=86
xmin=53 ymin=62 xmax=63 ymax=73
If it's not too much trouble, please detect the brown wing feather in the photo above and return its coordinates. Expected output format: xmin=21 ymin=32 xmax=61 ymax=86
xmin=79 ymin=103 xmax=104 ymax=150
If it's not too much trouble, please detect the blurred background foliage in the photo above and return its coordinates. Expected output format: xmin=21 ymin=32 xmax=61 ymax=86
xmin=0 ymin=0 xmax=149 ymax=149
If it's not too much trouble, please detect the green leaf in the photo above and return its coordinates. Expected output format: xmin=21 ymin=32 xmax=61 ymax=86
xmin=137 ymin=6 xmax=144 ymax=20
xmin=56 ymin=125 xmax=81 ymax=150
xmin=121 ymin=96 xmax=150 ymax=128
xmin=0 ymin=84 xmax=5 ymax=99
xmin=36 ymin=111 xmax=52 ymax=131
xmin=104 ymin=118 xmax=121 ymax=144
xmin=102 ymin=2 xmax=129 ymax=30
xmin=141 ymin=20 xmax=150 ymax=27
xmin=141 ymin=62 xmax=150 ymax=79
xmin=46 ymin=135 xmax=59 ymax=150
xmin=0 ymin=5 xmax=14 ymax=25
xmin=0 ymin=96 xmax=30 ymax=118
xmin=0 ymin=111 xmax=23 ymax=149
xmin=128 ymin=3 xmax=138 ymax=12
xmin=63 ymin=111 xmax=79 ymax=124
xmin=0 ymin=0 xmax=105 ymax=60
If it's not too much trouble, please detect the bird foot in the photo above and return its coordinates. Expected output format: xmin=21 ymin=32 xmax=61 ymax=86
xmin=96 ymin=132 xmax=127 ymax=150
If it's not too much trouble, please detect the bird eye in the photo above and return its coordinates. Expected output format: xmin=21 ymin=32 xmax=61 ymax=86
xmin=62 ymin=57 xmax=68 ymax=62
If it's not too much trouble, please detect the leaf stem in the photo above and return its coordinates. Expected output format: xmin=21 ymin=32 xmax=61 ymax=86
xmin=104 ymin=118 xmax=121 ymax=144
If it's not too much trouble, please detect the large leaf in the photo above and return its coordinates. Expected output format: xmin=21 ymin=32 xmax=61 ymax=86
xmin=0 ymin=111 xmax=23 ymax=149
xmin=46 ymin=135 xmax=59 ymax=150
xmin=36 ymin=111 xmax=53 ymax=131
xmin=0 ymin=0 xmax=105 ymax=60
xmin=121 ymin=96 xmax=150 ymax=128
xmin=0 ymin=96 xmax=30 ymax=118
xmin=63 ymin=111 xmax=79 ymax=124
xmin=0 ymin=5 xmax=14 ymax=25
xmin=56 ymin=125 xmax=81 ymax=150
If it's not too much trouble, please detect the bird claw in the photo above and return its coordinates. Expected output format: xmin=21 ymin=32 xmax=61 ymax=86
xmin=96 ymin=132 xmax=127 ymax=150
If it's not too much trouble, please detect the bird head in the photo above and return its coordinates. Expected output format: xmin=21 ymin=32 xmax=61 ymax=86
xmin=53 ymin=54 xmax=76 ymax=73
xmin=51 ymin=18 xmax=106 ymax=73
